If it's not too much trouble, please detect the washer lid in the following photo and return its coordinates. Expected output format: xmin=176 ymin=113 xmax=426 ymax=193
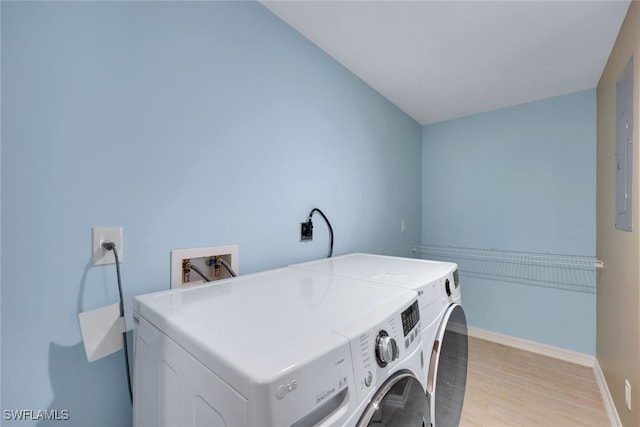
xmin=134 ymin=267 xmax=417 ymax=396
xmin=291 ymin=253 xmax=457 ymax=290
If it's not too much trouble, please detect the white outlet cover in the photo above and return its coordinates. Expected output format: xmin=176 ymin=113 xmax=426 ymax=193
xmin=92 ymin=226 xmax=124 ymax=266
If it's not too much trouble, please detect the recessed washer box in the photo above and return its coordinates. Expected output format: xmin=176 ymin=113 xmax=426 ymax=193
xmin=171 ymin=245 xmax=239 ymax=289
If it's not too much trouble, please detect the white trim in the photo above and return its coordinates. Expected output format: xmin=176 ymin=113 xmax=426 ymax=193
xmin=468 ymin=326 xmax=594 ymax=366
xmin=468 ymin=327 xmax=621 ymax=427
xmin=594 ymin=358 xmax=624 ymax=427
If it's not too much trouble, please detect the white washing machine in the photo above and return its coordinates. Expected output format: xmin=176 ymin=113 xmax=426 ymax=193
xmin=291 ymin=253 xmax=468 ymax=427
xmin=133 ymin=266 xmax=428 ymax=427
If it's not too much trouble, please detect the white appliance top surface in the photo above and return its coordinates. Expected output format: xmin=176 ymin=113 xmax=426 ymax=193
xmin=291 ymin=253 xmax=457 ymax=290
xmin=134 ymin=267 xmax=416 ymax=391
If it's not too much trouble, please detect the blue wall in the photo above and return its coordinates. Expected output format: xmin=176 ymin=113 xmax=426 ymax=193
xmin=0 ymin=2 xmax=422 ymax=425
xmin=422 ymin=90 xmax=597 ymax=354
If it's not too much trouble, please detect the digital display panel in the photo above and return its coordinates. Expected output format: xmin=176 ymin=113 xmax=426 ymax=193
xmin=401 ymin=300 xmax=420 ymax=337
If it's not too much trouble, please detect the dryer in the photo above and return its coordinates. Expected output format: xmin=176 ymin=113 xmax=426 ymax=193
xmin=133 ymin=266 xmax=427 ymax=427
xmin=291 ymin=253 xmax=468 ymax=427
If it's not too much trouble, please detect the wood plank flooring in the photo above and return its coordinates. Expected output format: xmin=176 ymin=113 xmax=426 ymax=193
xmin=460 ymin=336 xmax=610 ymax=426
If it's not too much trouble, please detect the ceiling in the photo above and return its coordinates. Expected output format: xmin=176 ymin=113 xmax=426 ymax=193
xmin=261 ymin=0 xmax=631 ymax=125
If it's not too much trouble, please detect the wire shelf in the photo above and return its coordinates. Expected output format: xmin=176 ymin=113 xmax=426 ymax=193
xmin=412 ymin=245 xmax=602 ymax=294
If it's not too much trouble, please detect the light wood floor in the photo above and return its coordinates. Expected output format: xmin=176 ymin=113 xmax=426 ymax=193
xmin=460 ymin=336 xmax=610 ymax=426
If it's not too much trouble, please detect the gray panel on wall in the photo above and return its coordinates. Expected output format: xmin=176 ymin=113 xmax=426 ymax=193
xmin=615 ymin=56 xmax=633 ymax=231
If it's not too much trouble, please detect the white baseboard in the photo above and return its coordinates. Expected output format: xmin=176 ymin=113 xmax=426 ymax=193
xmin=594 ymin=358 xmax=623 ymax=427
xmin=467 ymin=326 xmax=594 ymax=366
xmin=467 ymin=327 xmax=621 ymax=427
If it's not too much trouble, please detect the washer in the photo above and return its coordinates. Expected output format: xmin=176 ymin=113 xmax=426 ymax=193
xmin=342 ymin=294 xmax=429 ymax=426
xmin=291 ymin=253 xmax=468 ymax=427
xmin=133 ymin=266 xmax=427 ymax=427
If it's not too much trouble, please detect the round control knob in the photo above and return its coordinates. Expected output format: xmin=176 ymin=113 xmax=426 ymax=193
xmin=375 ymin=330 xmax=399 ymax=367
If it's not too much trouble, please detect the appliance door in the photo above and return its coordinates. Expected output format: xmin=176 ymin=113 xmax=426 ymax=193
xmin=357 ymin=370 xmax=429 ymax=427
xmin=427 ymin=303 xmax=468 ymax=427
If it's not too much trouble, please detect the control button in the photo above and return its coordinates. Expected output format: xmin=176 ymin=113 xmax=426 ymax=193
xmin=375 ymin=330 xmax=399 ymax=367
xmin=364 ymin=371 xmax=373 ymax=387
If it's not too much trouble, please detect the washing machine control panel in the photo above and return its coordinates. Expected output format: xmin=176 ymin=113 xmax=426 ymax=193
xmin=441 ymin=269 xmax=461 ymax=303
xmin=342 ymin=298 xmax=423 ymax=406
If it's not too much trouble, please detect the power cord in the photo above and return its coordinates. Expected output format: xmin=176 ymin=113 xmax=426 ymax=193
xmin=306 ymin=208 xmax=334 ymax=258
xmin=101 ymin=241 xmax=133 ymax=405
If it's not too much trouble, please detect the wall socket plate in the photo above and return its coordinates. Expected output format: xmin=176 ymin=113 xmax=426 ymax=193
xmin=92 ymin=227 xmax=123 ymax=266
xmin=300 ymin=221 xmax=313 ymax=241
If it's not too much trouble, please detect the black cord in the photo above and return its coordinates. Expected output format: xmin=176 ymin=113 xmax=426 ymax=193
xmin=308 ymin=208 xmax=334 ymax=258
xmin=101 ymin=242 xmax=133 ymax=405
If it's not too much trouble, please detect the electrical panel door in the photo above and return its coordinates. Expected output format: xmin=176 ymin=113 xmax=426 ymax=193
xmin=615 ymin=56 xmax=633 ymax=231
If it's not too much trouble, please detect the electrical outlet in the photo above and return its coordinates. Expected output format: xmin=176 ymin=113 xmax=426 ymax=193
xmin=626 ymin=379 xmax=631 ymax=411
xmin=92 ymin=226 xmax=123 ymax=266
xmin=401 ymin=219 xmax=407 ymax=233
xmin=300 ymin=221 xmax=313 ymax=241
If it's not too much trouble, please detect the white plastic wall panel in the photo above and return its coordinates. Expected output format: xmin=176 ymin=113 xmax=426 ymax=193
xmin=615 ymin=56 xmax=634 ymax=231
